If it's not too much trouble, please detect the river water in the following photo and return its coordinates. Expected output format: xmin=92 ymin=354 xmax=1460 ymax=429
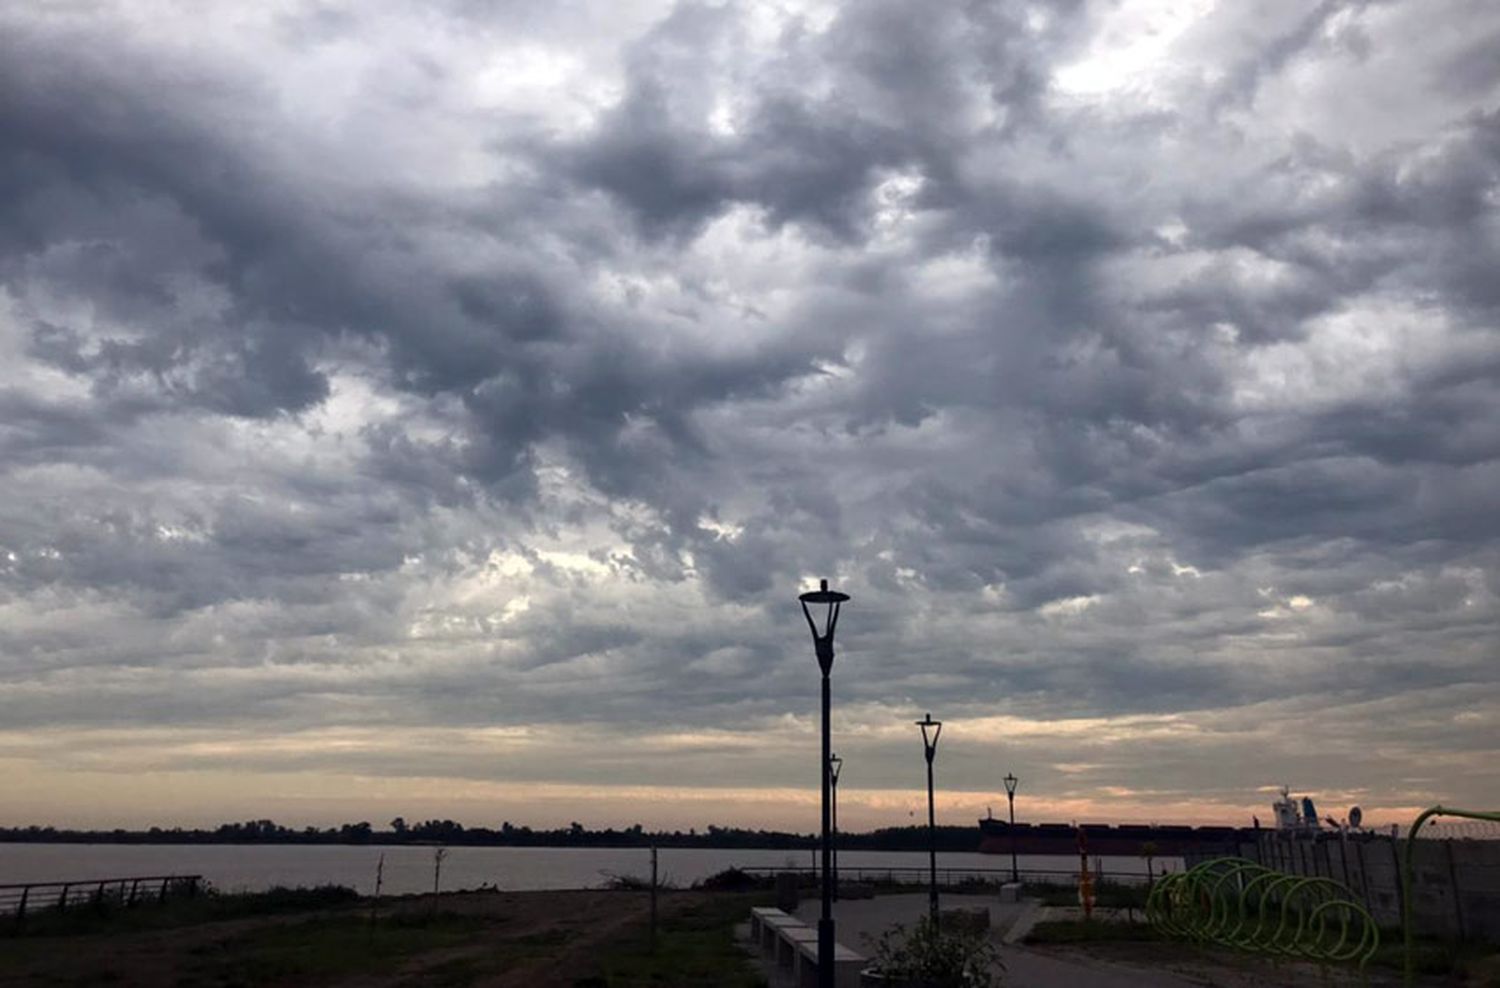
xmin=0 ymin=844 xmax=1175 ymax=896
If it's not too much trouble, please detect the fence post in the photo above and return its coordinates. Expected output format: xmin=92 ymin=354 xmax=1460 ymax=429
xmin=1389 ymin=835 xmax=1406 ymax=932
xmin=57 ymin=884 xmax=70 ymax=912
xmin=1353 ymin=838 xmax=1373 ymax=912
xmin=128 ymin=879 xmax=140 ymax=907
xmin=16 ymin=886 xmax=28 ymax=930
xmin=1444 ymin=840 xmax=1465 ymax=940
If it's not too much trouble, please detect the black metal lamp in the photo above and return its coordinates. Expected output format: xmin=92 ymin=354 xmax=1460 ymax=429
xmin=916 ymin=712 xmax=942 ymax=927
xmin=1003 ymin=772 xmax=1019 ymax=884
xmin=829 ymin=752 xmax=843 ymax=900
xmin=800 ymin=579 xmax=849 ymax=988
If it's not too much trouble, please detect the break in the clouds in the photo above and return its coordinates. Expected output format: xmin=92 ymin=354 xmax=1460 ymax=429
xmin=1 ymin=0 xmax=1497 ymax=831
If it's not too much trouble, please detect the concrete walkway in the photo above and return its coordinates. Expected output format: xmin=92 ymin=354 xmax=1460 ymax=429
xmin=750 ymin=893 xmax=1405 ymax=987
xmin=783 ymin=893 xmax=1210 ymax=988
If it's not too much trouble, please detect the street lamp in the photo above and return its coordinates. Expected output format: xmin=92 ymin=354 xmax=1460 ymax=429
xmin=1003 ymin=772 xmax=1019 ymax=884
xmin=829 ymin=753 xmax=843 ymax=901
xmin=800 ymin=578 xmax=849 ymax=988
xmin=916 ymin=712 xmax=942 ymax=928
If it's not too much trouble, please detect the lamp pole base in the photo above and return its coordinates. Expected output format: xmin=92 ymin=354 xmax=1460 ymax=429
xmin=817 ymin=917 xmax=835 ymax=988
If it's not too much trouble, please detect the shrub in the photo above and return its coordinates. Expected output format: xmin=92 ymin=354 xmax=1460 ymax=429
xmin=864 ymin=916 xmax=1004 ymax=988
xmin=694 ymin=867 xmax=766 ymax=892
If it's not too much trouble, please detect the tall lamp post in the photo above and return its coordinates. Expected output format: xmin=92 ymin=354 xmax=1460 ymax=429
xmin=1003 ymin=772 xmax=1019 ymax=884
xmin=829 ymin=753 xmax=843 ymax=901
xmin=800 ymin=578 xmax=848 ymax=988
xmin=916 ymin=712 xmax=943 ymax=928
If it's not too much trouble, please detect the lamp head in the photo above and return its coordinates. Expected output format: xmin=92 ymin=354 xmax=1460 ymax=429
xmin=828 ymin=752 xmax=843 ymax=785
xmin=798 ymin=578 xmax=849 ymax=674
xmin=916 ymin=712 xmax=942 ymax=756
xmin=1003 ymin=772 xmax=1018 ymax=796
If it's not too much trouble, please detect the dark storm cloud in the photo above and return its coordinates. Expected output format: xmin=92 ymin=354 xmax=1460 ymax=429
xmin=0 ymin=0 xmax=1497 ymax=822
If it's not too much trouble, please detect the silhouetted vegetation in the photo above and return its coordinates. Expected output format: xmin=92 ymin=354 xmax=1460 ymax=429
xmin=692 ymin=867 xmax=765 ymax=892
xmin=0 ymin=820 xmax=985 ymax=851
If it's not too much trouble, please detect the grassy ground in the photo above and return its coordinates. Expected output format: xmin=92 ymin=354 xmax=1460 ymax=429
xmin=1023 ymin=918 xmax=1162 ymax=944
xmin=173 ymin=909 xmax=500 ymax=986
xmin=572 ymin=892 xmax=770 ymax=988
xmin=0 ymin=886 xmax=772 ymax=987
xmin=1019 ymin=880 xmax=1147 ymax=909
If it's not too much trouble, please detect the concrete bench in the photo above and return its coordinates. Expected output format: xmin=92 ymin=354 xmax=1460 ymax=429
xmin=748 ymin=905 xmax=865 ymax=986
xmin=748 ymin=906 xmax=782 ymax=944
xmin=792 ymin=937 xmax=865 ymax=988
xmin=775 ymin=925 xmax=820 ymax=968
xmin=750 ymin=906 xmax=809 ymax=952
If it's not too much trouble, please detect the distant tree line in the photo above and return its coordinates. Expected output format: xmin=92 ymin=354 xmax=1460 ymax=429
xmin=0 ymin=820 xmax=983 ymax=851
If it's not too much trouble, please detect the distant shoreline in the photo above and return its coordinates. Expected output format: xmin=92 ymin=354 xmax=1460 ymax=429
xmin=0 ymin=822 xmax=994 ymax=853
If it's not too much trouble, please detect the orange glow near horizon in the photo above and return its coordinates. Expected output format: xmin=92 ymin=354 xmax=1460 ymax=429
xmin=0 ymin=758 xmax=1427 ymax=835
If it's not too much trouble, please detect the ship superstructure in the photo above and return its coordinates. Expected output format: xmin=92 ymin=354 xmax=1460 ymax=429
xmin=1271 ymin=786 xmax=1323 ymax=833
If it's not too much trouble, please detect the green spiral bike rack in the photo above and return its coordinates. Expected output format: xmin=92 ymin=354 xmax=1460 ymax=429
xmin=1146 ymin=856 xmax=1380 ymax=970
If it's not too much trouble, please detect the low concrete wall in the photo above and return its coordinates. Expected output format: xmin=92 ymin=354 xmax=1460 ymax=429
xmin=1187 ymin=833 xmax=1500 ymax=942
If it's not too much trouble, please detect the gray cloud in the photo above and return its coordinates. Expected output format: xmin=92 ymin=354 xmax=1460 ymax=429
xmin=0 ymin=0 xmax=1497 ymax=829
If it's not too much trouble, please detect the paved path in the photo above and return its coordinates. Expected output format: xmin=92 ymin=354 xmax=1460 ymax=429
xmin=757 ymin=893 xmax=1405 ymax=988
xmin=783 ymin=893 xmax=1210 ymax=988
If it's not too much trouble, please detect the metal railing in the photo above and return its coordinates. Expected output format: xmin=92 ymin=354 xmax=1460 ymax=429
xmin=735 ymin=865 xmax=1155 ymax=887
xmin=0 ymin=875 xmax=202 ymax=928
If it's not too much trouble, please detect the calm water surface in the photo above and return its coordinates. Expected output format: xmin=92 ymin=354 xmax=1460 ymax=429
xmin=0 ymin=844 xmax=1174 ymax=895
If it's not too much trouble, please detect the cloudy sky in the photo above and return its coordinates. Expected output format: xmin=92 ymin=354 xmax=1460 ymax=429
xmin=2 ymin=0 xmax=1497 ymax=835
